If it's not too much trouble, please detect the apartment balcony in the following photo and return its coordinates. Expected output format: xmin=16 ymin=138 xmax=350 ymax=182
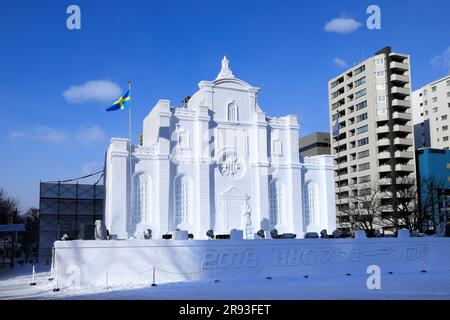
xmin=377 ymin=125 xmax=389 ymax=134
xmin=391 ymin=74 xmax=409 ymax=84
xmin=378 ymin=151 xmax=391 ymax=160
xmin=395 ymin=164 xmax=415 ymax=172
xmin=335 ymin=172 xmax=349 ymax=181
xmin=393 ymin=124 xmax=412 ymax=133
xmin=335 ymin=197 xmax=349 ymax=204
xmin=391 ymin=86 xmax=410 ymax=96
xmin=377 ymin=114 xmax=389 ymax=122
xmin=391 ymin=99 xmax=411 ymax=108
xmin=392 ymin=112 xmax=412 ymax=121
xmin=394 ymin=151 xmax=414 ymax=159
xmin=377 ymin=139 xmax=390 ymax=147
xmin=390 ymin=61 xmax=409 ymax=71
xmin=379 ymin=165 xmax=392 ymax=173
xmin=396 ymin=177 xmax=416 ymax=185
xmin=379 ymin=178 xmax=393 ymax=185
xmin=394 ymin=137 xmax=413 ymax=146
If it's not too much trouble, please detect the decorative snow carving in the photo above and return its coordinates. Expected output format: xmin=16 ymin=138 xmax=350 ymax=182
xmin=220 ymin=155 xmax=242 ymax=178
xmin=215 ymin=56 xmax=235 ymax=80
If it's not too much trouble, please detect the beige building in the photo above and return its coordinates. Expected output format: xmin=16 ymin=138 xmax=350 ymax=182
xmin=412 ymin=75 xmax=450 ymax=150
xmin=299 ymin=131 xmax=331 ymax=157
xmin=328 ymin=47 xmax=416 ymax=232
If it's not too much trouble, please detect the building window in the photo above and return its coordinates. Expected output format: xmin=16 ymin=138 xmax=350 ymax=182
xmin=432 ymin=97 xmax=438 ymax=103
xmin=447 ymin=80 xmax=450 ymax=86
xmin=174 ymin=175 xmax=191 ymax=226
xmin=358 ymin=162 xmax=370 ymax=171
xmin=377 ymin=96 xmax=386 ymax=102
xmin=443 ymin=136 xmax=449 ymax=142
xmin=303 ymin=183 xmax=318 ymax=226
xmin=375 ymin=71 xmax=385 ymax=78
xmin=374 ymin=58 xmax=385 ymax=65
xmin=433 ymin=107 xmax=438 ymax=113
xmin=354 ymin=65 xmax=366 ymax=75
xmin=356 ymin=101 xmax=367 ymax=110
xmin=357 ymin=125 xmax=368 ymax=135
xmin=355 ymin=77 xmax=366 ymax=87
xmin=358 ymin=150 xmax=370 ymax=159
xmin=355 ymin=89 xmax=367 ymax=99
xmin=359 ymin=175 xmax=371 ymax=183
xmin=269 ymin=181 xmax=283 ymax=226
xmin=227 ymin=102 xmax=239 ymax=122
xmin=443 ymin=125 xmax=448 ymax=131
xmin=432 ymin=86 xmax=437 ymax=92
xmin=356 ymin=113 xmax=368 ymax=123
xmin=357 ymin=137 xmax=369 ymax=147
xmin=134 ymin=174 xmax=150 ymax=224
xmin=376 ymin=83 xmax=386 ymax=90
xmin=377 ymin=107 xmax=387 ymax=116
xmin=442 ymin=115 xmax=448 ymax=121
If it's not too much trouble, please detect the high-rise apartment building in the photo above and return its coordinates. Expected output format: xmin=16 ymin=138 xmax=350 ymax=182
xmin=328 ymin=47 xmax=416 ymax=232
xmin=412 ymin=75 xmax=450 ymax=150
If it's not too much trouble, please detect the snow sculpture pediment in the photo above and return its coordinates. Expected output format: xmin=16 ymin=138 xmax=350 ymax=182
xmin=220 ymin=186 xmax=249 ymax=199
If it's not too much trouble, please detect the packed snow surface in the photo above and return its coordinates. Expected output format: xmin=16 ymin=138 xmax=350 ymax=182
xmin=1 ymin=264 xmax=450 ymax=300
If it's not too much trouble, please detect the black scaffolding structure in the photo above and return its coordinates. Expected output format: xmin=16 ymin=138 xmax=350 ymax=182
xmin=38 ymin=181 xmax=104 ymax=262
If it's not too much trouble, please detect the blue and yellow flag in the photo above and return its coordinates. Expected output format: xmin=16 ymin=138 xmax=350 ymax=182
xmin=107 ymin=90 xmax=130 ymax=112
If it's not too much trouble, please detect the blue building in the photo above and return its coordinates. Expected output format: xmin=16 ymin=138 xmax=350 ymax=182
xmin=416 ymin=148 xmax=450 ymax=227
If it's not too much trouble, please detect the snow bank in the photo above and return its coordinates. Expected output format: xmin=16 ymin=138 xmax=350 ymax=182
xmin=53 ymin=237 xmax=450 ymax=289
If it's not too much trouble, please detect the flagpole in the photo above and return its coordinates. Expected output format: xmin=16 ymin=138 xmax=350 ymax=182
xmin=128 ymin=80 xmax=133 ymax=232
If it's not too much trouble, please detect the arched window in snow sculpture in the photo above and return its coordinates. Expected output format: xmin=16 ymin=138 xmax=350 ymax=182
xmin=134 ymin=174 xmax=150 ymax=224
xmin=269 ymin=181 xmax=283 ymax=226
xmin=304 ymin=182 xmax=318 ymax=226
xmin=174 ymin=175 xmax=191 ymax=225
xmin=228 ymin=102 xmax=238 ymax=122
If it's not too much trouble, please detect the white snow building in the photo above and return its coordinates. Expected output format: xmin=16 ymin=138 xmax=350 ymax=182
xmin=104 ymin=57 xmax=335 ymax=240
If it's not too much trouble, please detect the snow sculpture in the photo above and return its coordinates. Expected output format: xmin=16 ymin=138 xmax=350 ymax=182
xmin=95 ymin=220 xmax=108 ymax=240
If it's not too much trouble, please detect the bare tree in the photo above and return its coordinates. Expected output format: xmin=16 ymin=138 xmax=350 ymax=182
xmin=341 ymin=182 xmax=386 ymax=237
xmin=0 ymin=188 xmax=21 ymax=224
xmin=22 ymin=208 xmax=40 ymax=262
xmin=384 ymin=177 xmax=446 ymax=232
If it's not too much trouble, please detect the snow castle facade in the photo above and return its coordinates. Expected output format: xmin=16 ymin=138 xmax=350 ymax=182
xmin=104 ymin=57 xmax=335 ymax=240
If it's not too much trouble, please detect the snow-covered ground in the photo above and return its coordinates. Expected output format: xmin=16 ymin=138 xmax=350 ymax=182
xmin=1 ymin=264 xmax=450 ymax=300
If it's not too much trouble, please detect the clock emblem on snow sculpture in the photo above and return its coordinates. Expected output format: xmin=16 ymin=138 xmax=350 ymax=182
xmin=217 ymin=149 xmax=245 ymax=179
xmin=220 ymin=156 xmax=242 ymax=178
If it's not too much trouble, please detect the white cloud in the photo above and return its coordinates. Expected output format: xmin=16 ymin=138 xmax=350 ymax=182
xmin=431 ymin=47 xmax=450 ymax=72
xmin=334 ymin=57 xmax=348 ymax=68
xmin=9 ymin=125 xmax=105 ymax=146
xmin=76 ymin=126 xmax=106 ymax=145
xmin=63 ymin=80 xmax=122 ymax=104
xmin=9 ymin=125 xmax=68 ymax=143
xmin=324 ymin=18 xmax=362 ymax=34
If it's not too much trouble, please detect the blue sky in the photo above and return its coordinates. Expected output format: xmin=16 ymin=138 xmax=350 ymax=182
xmin=0 ymin=0 xmax=449 ymax=210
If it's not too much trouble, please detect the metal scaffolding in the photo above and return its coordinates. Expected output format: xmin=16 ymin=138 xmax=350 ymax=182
xmin=38 ymin=181 xmax=104 ymax=262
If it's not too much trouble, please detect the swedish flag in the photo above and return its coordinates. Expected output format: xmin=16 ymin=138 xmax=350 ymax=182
xmin=107 ymin=90 xmax=130 ymax=112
